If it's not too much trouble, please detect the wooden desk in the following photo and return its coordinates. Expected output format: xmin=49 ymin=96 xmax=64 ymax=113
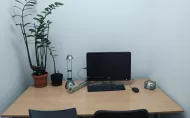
xmin=1 ymin=79 xmax=183 ymax=117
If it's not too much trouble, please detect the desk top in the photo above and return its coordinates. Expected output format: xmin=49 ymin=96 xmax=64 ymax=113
xmin=2 ymin=79 xmax=183 ymax=117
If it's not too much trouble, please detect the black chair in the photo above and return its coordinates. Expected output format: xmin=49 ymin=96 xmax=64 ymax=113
xmin=29 ymin=108 xmax=78 ymax=118
xmin=92 ymin=109 xmax=149 ymax=118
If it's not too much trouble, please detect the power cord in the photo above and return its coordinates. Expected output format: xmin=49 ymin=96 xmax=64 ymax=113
xmin=128 ymin=79 xmax=135 ymax=88
xmin=77 ymin=67 xmax=87 ymax=80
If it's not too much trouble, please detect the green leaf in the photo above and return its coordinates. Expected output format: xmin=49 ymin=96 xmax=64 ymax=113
xmin=47 ymin=42 xmax=51 ymax=45
xmin=54 ymin=54 xmax=58 ymax=56
xmin=55 ymin=2 xmax=63 ymax=6
xmin=15 ymin=0 xmax=24 ymax=5
xmin=27 ymin=35 xmax=34 ymax=37
xmin=55 ymin=2 xmax=58 ymax=6
xmin=49 ymin=4 xmax=55 ymax=9
xmin=23 ymin=14 xmax=32 ymax=17
xmin=28 ymin=1 xmax=36 ymax=4
xmin=38 ymin=22 xmax=46 ymax=27
xmin=25 ymin=4 xmax=34 ymax=6
xmin=57 ymin=2 xmax=64 ymax=5
xmin=37 ymin=34 xmax=47 ymax=39
xmin=33 ymin=17 xmax=40 ymax=20
xmin=12 ymin=15 xmax=22 ymax=18
xmin=29 ymin=29 xmax=35 ymax=33
xmin=45 ymin=8 xmax=49 ymax=11
xmin=37 ymin=25 xmax=47 ymax=32
xmin=36 ymin=41 xmax=41 ymax=43
xmin=44 ymin=38 xmax=48 ymax=41
xmin=38 ymin=45 xmax=44 ymax=48
xmin=49 ymin=5 xmax=53 ymax=8
xmin=33 ymin=17 xmax=41 ymax=22
xmin=47 ymin=20 xmax=52 ymax=24
xmin=24 ymin=23 xmax=31 ymax=27
xmin=41 ymin=11 xmax=46 ymax=14
xmin=24 ymin=8 xmax=33 ymax=10
xmin=37 ymin=14 xmax=44 ymax=18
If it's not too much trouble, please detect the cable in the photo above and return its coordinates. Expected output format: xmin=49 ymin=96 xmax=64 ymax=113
xmin=77 ymin=67 xmax=87 ymax=80
xmin=128 ymin=79 xmax=135 ymax=88
xmin=89 ymin=81 xmax=97 ymax=85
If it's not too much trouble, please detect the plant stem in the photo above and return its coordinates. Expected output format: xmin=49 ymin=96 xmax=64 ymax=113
xmin=44 ymin=46 xmax=47 ymax=70
xmin=45 ymin=23 xmax=50 ymax=70
xmin=34 ymin=24 xmax=40 ymax=67
xmin=40 ymin=47 xmax=43 ymax=72
xmin=52 ymin=55 xmax=56 ymax=73
xmin=21 ymin=0 xmax=34 ymax=70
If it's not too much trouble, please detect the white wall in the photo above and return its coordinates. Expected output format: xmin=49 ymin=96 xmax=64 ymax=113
xmin=0 ymin=0 xmax=30 ymax=117
xmin=37 ymin=0 xmax=154 ymax=80
xmin=150 ymin=0 xmax=190 ymax=118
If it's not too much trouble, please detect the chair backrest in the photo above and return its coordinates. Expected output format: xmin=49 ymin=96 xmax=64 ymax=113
xmin=92 ymin=109 xmax=149 ymax=118
xmin=29 ymin=108 xmax=78 ymax=118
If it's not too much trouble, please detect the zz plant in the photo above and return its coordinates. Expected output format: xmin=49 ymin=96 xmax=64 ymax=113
xmin=13 ymin=0 xmax=63 ymax=76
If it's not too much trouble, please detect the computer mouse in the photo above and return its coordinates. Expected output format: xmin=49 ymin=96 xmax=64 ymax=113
xmin=132 ymin=87 xmax=139 ymax=93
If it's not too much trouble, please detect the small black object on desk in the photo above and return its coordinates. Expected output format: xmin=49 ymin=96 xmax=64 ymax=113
xmin=132 ymin=87 xmax=139 ymax=93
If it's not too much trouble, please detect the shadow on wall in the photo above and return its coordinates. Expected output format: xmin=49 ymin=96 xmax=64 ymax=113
xmin=0 ymin=1 xmax=31 ymax=116
xmin=9 ymin=22 xmax=33 ymax=86
xmin=9 ymin=0 xmax=38 ymax=86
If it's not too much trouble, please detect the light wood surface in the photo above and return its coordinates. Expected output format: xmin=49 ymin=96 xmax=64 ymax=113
xmin=1 ymin=79 xmax=183 ymax=117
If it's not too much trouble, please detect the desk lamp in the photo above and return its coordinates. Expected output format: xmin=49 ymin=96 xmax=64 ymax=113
xmin=65 ymin=55 xmax=75 ymax=89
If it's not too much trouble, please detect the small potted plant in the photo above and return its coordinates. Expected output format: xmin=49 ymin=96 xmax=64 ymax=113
xmin=49 ymin=48 xmax=63 ymax=86
xmin=12 ymin=0 xmax=63 ymax=87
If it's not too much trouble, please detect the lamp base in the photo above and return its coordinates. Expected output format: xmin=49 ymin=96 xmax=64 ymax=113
xmin=65 ymin=80 xmax=75 ymax=89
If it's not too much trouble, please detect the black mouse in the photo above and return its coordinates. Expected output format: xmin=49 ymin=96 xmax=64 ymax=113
xmin=132 ymin=87 xmax=139 ymax=93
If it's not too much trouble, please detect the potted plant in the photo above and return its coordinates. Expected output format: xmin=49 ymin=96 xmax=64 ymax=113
xmin=49 ymin=48 xmax=63 ymax=86
xmin=12 ymin=0 xmax=63 ymax=88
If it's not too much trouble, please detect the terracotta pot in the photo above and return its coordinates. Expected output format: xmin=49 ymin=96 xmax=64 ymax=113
xmin=32 ymin=73 xmax=48 ymax=88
